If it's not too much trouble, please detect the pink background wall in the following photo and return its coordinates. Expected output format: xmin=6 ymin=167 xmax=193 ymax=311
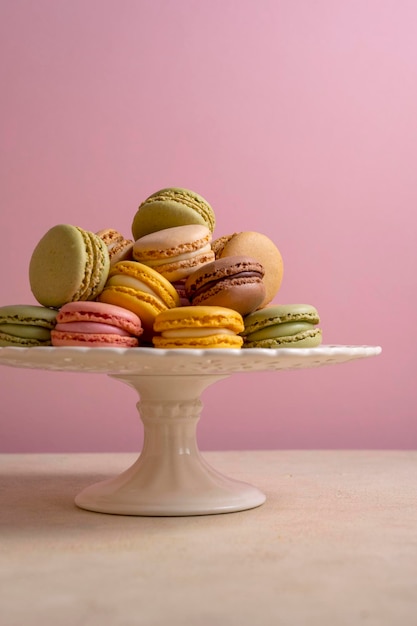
xmin=1 ymin=0 xmax=416 ymax=452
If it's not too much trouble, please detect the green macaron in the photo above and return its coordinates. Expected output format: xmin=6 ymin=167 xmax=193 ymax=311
xmin=29 ymin=224 xmax=110 ymax=308
xmin=131 ymin=187 xmax=216 ymax=240
xmin=0 ymin=304 xmax=58 ymax=346
xmin=241 ymin=304 xmax=322 ymax=348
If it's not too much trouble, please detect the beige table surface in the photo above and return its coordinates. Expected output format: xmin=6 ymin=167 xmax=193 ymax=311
xmin=1 ymin=450 xmax=416 ymax=626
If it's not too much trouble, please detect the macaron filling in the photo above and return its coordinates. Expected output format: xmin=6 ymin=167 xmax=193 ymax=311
xmin=245 ymin=321 xmax=318 ymax=341
xmin=54 ymin=322 xmax=131 ymax=336
xmin=105 ymin=275 xmax=168 ymax=307
xmin=241 ymin=304 xmax=322 ymax=348
xmin=103 ymin=261 xmax=180 ymax=309
xmin=51 ymin=332 xmax=139 ymax=347
xmin=0 ymin=324 xmax=52 ymax=341
xmin=160 ymin=328 xmax=237 ymax=338
xmin=187 ymin=270 xmax=264 ymax=300
xmin=51 ymin=301 xmax=142 ymax=347
xmin=139 ymin=244 xmax=212 ymax=268
xmin=55 ymin=301 xmax=143 ymax=335
xmin=0 ymin=304 xmax=58 ymax=346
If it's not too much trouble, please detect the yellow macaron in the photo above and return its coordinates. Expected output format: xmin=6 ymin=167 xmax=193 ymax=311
xmin=152 ymin=305 xmax=244 ymax=349
xmin=98 ymin=261 xmax=180 ymax=341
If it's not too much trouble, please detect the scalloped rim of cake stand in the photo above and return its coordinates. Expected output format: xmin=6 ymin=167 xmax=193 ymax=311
xmin=0 ymin=344 xmax=382 ymax=375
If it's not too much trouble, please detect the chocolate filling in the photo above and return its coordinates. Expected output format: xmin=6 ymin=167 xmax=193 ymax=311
xmin=187 ymin=271 xmax=263 ymax=300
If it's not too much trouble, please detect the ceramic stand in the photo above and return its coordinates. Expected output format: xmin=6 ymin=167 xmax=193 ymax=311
xmin=75 ymin=373 xmax=266 ymax=516
xmin=0 ymin=345 xmax=382 ymax=517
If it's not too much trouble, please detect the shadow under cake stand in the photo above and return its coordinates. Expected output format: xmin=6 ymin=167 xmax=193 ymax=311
xmin=0 ymin=345 xmax=381 ymax=516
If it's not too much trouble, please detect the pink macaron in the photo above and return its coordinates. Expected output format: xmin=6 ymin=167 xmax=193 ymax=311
xmin=51 ymin=301 xmax=143 ymax=347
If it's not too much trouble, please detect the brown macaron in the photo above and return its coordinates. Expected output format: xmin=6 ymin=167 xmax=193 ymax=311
xmin=185 ymin=256 xmax=266 ymax=316
xmin=212 ymin=231 xmax=284 ymax=307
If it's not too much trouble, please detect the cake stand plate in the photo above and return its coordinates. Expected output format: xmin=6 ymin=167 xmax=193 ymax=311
xmin=0 ymin=345 xmax=381 ymax=516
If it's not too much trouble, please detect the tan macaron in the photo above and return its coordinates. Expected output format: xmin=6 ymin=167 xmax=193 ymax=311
xmin=132 ymin=224 xmax=215 ymax=282
xmin=212 ymin=231 xmax=284 ymax=308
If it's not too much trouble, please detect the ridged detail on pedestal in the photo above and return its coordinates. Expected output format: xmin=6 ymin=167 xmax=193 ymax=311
xmin=138 ymin=399 xmax=203 ymax=421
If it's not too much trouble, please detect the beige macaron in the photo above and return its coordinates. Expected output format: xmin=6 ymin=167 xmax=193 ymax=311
xmin=212 ymin=231 xmax=284 ymax=308
xmin=132 ymin=224 xmax=215 ymax=282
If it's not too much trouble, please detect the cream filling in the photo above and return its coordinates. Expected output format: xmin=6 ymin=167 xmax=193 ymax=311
xmin=143 ymin=244 xmax=212 ymax=267
xmin=161 ymin=328 xmax=235 ymax=338
xmin=106 ymin=275 xmax=166 ymax=306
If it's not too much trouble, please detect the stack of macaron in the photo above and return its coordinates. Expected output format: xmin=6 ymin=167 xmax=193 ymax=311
xmin=0 ymin=186 xmax=322 ymax=349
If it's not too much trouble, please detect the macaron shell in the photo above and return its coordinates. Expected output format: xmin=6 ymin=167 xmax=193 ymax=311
xmin=153 ymin=305 xmax=245 ymax=347
xmin=0 ymin=334 xmax=52 ymax=347
xmin=154 ymin=305 xmax=244 ymax=334
xmin=189 ymin=281 xmax=266 ymax=316
xmin=96 ymin=229 xmax=134 ymax=265
xmin=29 ymin=225 xmax=87 ymax=307
xmin=99 ymin=285 xmax=166 ymax=339
xmin=186 ymin=256 xmax=265 ymax=287
xmin=29 ymin=225 xmax=110 ymax=308
xmin=0 ymin=321 xmax=53 ymax=346
xmin=56 ymin=301 xmax=142 ymax=336
xmin=211 ymin=234 xmax=235 ymax=258
xmin=0 ymin=323 xmax=52 ymax=340
xmin=0 ymin=304 xmax=58 ymax=328
xmin=153 ymin=334 xmax=243 ymax=349
xmin=144 ymin=251 xmax=215 ymax=282
xmin=108 ymin=242 xmax=134 ymax=265
xmin=51 ymin=331 xmax=139 ymax=347
xmin=98 ymin=261 xmax=180 ymax=340
xmin=54 ymin=321 xmax=131 ymax=335
xmin=0 ymin=304 xmax=57 ymax=346
xmin=185 ymin=256 xmax=266 ymax=316
xmin=241 ymin=304 xmax=322 ymax=348
xmin=132 ymin=188 xmax=215 ymax=240
xmin=245 ymin=321 xmax=318 ymax=341
xmin=133 ymin=225 xmax=212 ymax=259
xmin=133 ymin=225 xmax=215 ymax=281
xmin=242 ymin=329 xmax=322 ymax=349
xmin=61 ymin=228 xmax=109 ymax=301
xmin=103 ymin=261 xmax=180 ymax=308
xmin=242 ymin=304 xmax=320 ymax=336
xmin=76 ymin=229 xmax=95 ymax=301
xmin=88 ymin=233 xmax=111 ymax=298
xmin=216 ymin=231 xmax=284 ymax=307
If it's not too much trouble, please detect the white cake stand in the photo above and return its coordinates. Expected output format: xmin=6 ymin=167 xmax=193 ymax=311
xmin=0 ymin=345 xmax=381 ymax=516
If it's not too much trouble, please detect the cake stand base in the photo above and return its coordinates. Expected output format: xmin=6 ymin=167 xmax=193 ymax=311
xmin=75 ymin=373 xmax=266 ymax=516
xmin=74 ymin=458 xmax=266 ymax=516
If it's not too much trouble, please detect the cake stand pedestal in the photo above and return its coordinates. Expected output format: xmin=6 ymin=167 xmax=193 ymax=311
xmin=76 ymin=372 xmax=265 ymax=516
xmin=0 ymin=345 xmax=381 ymax=516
